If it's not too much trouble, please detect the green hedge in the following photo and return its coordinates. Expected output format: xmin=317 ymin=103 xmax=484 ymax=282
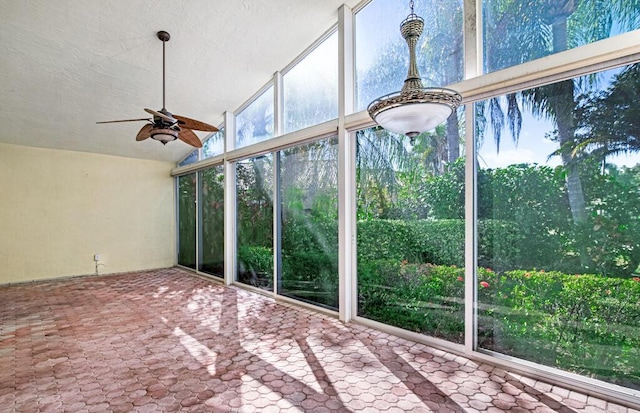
xmin=358 ymin=260 xmax=640 ymax=389
xmin=357 ymin=219 xmax=579 ymax=273
xmin=358 ymin=260 xmax=465 ymax=343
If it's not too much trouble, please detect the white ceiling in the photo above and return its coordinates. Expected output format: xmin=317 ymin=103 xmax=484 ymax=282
xmin=0 ymin=0 xmax=363 ymax=163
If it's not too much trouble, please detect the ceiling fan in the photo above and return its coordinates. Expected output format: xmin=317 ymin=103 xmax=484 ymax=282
xmin=97 ymin=31 xmax=217 ymax=148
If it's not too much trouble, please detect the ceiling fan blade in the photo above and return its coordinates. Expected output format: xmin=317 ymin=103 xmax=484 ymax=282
xmin=144 ymin=108 xmax=176 ymax=123
xmin=136 ymin=124 xmax=153 ymax=141
xmin=97 ymin=118 xmax=151 ymax=124
xmin=174 ymin=115 xmax=218 ymax=132
xmin=178 ymin=128 xmax=203 ymax=148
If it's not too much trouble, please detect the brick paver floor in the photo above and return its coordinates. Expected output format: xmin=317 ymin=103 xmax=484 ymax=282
xmin=0 ymin=268 xmax=637 ymax=412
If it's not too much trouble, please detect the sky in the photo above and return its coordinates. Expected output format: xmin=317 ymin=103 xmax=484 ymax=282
xmin=477 ymin=66 xmax=639 ymax=169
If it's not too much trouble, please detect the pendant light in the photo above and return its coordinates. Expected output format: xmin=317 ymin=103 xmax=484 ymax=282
xmin=367 ymin=1 xmax=462 ymax=138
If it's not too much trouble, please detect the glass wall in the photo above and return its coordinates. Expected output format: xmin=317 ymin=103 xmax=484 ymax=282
xmin=355 ymin=0 xmax=464 ymax=111
xmin=356 ymin=112 xmax=466 ymax=343
xmin=177 ymin=173 xmax=197 ymax=269
xmin=236 ymin=155 xmax=274 ymax=290
xmin=476 ymin=64 xmax=640 ymax=389
xmin=179 ymin=150 xmax=198 ymax=167
xmin=236 ymin=86 xmax=274 ymax=149
xmin=203 ymin=128 xmax=225 ymax=160
xmin=279 ymin=137 xmax=339 ymax=309
xmin=283 ymin=33 xmax=338 ymax=133
xmin=174 ymin=0 xmax=640 ymax=399
xmin=198 ymin=166 xmax=225 ymax=277
xmin=482 ymin=0 xmax=640 ymax=73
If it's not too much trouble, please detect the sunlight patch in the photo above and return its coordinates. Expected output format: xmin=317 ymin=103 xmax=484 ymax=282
xmin=173 ymin=327 xmax=217 ymax=375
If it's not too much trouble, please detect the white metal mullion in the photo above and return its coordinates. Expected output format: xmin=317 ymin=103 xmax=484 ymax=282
xmin=338 ymin=4 xmax=355 ymax=323
xmin=464 ymin=0 xmax=481 ymax=80
xmin=274 ymin=71 xmax=284 ymax=137
xmin=195 ymin=171 xmax=201 ymax=273
xmin=464 ymin=103 xmax=477 ymax=354
xmin=224 ymin=111 xmax=236 ymax=286
xmin=463 ymin=0 xmax=481 ymax=355
xmin=273 ymin=152 xmax=281 ymax=297
xmin=273 ymin=72 xmax=284 ymax=296
xmin=174 ymin=177 xmax=179 ymax=266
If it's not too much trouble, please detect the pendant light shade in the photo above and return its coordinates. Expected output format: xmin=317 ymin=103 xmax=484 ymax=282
xmin=151 ymin=128 xmax=179 ymax=144
xmin=368 ymin=3 xmax=461 ymax=137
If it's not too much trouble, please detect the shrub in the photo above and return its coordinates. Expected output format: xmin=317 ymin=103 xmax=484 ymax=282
xmin=357 ymin=220 xmax=418 ymax=262
xmin=281 ymin=250 xmax=339 ymax=308
xmin=238 ymin=245 xmax=273 ymax=276
xmin=477 ymin=270 xmax=640 ymax=389
xmin=358 ymin=260 xmax=465 ymax=343
xmin=358 ymin=261 xmax=640 ymax=388
xmin=412 ymin=220 xmax=465 ymax=266
xmin=358 ymin=218 xmax=567 ymax=272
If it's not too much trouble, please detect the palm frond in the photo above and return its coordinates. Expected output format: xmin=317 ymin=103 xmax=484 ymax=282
xmin=506 ymin=93 xmax=522 ymax=145
xmin=489 ymin=97 xmax=505 ymax=152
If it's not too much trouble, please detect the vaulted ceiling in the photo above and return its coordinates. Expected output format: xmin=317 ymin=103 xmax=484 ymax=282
xmin=0 ymin=0 xmax=363 ymax=163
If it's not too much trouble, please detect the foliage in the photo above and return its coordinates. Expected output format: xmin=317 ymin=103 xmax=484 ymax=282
xmin=356 ymin=128 xmax=414 ymax=220
xmin=357 ymin=217 xmax=587 ymax=274
xmin=480 ymin=0 xmax=640 ymax=229
xmin=574 ymin=63 xmax=640 ymax=161
xmin=281 ymin=250 xmax=338 ymax=309
xmin=237 ymin=245 xmax=273 ymax=289
xmin=384 ymin=160 xmax=640 ymax=277
xmin=357 ymin=260 xmax=465 ymax=343
xmin=478 ymin=269 xmax=640 ymax=389
xmin=177 ymin=174 xmax=197 ymax=268
xmin=418 ymin=157 xmax=465 ymax=220
xmin=358 ymin=261 xmax=640 ymax=389
xmin=199 ymin=167 xmax=225 ymax=275
xmin=236 ymin=158 xmax=273 ymax=249
xmin=569 ymin=162 xmax=640 ymax=276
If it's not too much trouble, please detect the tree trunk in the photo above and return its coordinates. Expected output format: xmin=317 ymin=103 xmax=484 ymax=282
xmin=550 ymin=16 xmax=590 ymax=269
xmin=447 ymin=115 xmax=460 ymax=163
xmin=551 ymin=18 xmax=588 ymax=225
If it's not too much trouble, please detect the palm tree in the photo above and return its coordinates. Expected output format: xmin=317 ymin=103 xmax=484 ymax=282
xmin=355 ymin=127 xmax=414 ymax=219
xmin=481 ymin=0 xmax=640 ymax=225
xmin=573 ymin=63 xmax=640 ymax=161
xmin=420 ymin=0 xmax=464 ymax=163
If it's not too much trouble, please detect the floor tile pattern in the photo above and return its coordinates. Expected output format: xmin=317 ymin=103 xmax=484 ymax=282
xmin=0 ymin=268 xmax=638 ymax=412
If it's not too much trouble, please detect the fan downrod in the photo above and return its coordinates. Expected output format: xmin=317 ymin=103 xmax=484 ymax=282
xmin=157 ymin=31 xmax=170 ymax=42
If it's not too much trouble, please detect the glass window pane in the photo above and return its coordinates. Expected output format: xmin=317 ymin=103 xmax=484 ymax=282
xmin=280 ymin=137 xmax=339 ymax=309
xmin=356 ymin=109 xmax=465 ymax=343
xmin=202 ymin=128 xmax=224 ymax=160
xmin=283 ymin=33 xmax=338 ymax=133
xmin=179 ymin=150 xmax=198 ymax=167
xmin=476 ymin=63 xmax=640 ymax=390
xmin=355 ymin=0 xmax=464 ymax=112
xmin=236 ymin=87 xmax=274 ymax=149
xmin=198 ymin=166 xmax=224 ymax=277
xmin=177 ymin=173 xmax=197 ymax=269
xmin=482 ymin=0 xmax=640 ymax=73
xmin=236 ymin=155 xmax=273 ymax=290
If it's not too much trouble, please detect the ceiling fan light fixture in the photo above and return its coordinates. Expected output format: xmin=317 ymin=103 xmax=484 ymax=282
xmin=150 ymin=128 xmax=179 ymax=145
xmin=367 ymin=1 xmax=461 ymax=137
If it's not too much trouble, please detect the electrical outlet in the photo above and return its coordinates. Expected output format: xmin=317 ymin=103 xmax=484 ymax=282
xmin=94 ymin=254 xmax=100 ymax=262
